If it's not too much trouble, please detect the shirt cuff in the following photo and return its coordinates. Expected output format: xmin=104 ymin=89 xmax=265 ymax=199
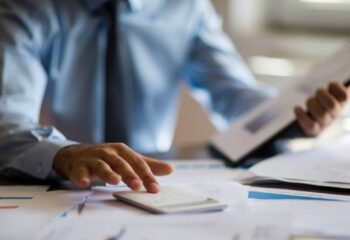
xmin=19 ymin=139 xmax=78 ymax=180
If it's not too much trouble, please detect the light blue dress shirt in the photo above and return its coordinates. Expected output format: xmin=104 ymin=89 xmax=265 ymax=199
xmin=0 ymin=0 xmax=275 ymax=180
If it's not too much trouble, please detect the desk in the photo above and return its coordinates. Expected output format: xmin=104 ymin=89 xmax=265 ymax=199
xmin=2 ymin=144 xmax=350 ymax=240
xmin=146 ymin=145 xmax=350 ymax=239
xmin=146 ymin=144 xmax=213 ymax=160
xmin=147 ymin=144 xmax=350 ymax=196
xmin=146 ymin=144 xmax=269 ymax=170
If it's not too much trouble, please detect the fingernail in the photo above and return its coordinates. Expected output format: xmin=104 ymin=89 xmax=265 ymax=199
xmin=109 ymin=175 xmax=120 ymax=184
xmin=80 ymin=178 xmax=90 ymax=187
xmin=131 ymin=179 xmax=141 ymax=190
xmin=149 ymin=183 xmax=160 ymax=193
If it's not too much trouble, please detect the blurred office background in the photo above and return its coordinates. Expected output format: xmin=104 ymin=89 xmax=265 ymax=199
xmin=172 ymin=0 xmax=350 ymax=148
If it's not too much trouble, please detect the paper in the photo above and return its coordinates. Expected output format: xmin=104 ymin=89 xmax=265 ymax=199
xmin=0 ymin=186 xmax=91 ymax=239
xmin=168 ymin=159 xmax=226 ymax=169
xmin=248 ymin=193 xmax=350 ymax=237
xmin=211 ymin=41 xmax=350 ymax=163
xmin=36 ymin=180 xmax=261 ymax=240
xmin=249 ymin=142 xmax=350 ymax=187
xmin=247 ymin=186 xmax=350 ymax=236
xmin=247 ymin=187 xmax=350 ymax=201
xmin=36 ymin=208 xmax=292 ymax=240
xmin=116 ymin=212 xmax=291 ymax=240
xmin=291 ymin=233 xmax=350 ymax=240
xmin=5 ymin=159 xmax=350 ymax=239
xmin=248 ymin=191 xmax=340 ymax=201
xmin=159 ymin=159 xmax=247 ymax=184
xmin=36 ymin=180 xmax=267 ymax=240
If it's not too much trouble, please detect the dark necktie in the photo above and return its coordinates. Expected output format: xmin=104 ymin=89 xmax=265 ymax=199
xmin=104 ymin=1 xmax=130 ymax=144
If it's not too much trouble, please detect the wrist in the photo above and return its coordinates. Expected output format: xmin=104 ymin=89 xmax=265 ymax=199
xmin=53 ymin=144 xmax=77 ymax=179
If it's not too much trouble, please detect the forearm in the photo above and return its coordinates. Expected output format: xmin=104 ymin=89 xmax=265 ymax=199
xmin=184 ymin=0 xmax=277 ymax=128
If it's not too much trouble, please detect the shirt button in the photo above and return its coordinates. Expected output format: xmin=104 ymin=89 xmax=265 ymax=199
xmin=37 ymin=162 xmax=43 ymax=172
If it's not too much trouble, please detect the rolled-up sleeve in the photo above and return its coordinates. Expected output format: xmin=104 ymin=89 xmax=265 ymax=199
xmin=0 ymin=1 xmax=76 ymax=180
xmin=184 ymin=0 xmax=277 ymax=130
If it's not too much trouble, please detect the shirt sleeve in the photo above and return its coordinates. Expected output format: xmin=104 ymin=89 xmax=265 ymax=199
xmin=0 ymin=1 xmax=77 ymax=180
xmin=183 ymin=0 xmax=278 ymax=130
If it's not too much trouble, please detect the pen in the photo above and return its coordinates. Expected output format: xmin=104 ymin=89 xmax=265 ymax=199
xmin=77 ymin=195 xmax=89 ymax=215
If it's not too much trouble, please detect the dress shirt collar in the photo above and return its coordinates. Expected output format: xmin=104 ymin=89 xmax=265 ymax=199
xmin=84 ymin=0 xmax=143 ymax=12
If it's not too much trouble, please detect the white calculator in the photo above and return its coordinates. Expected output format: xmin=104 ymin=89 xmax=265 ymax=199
xmin=113 ymin=185 xmax=228 ymax=214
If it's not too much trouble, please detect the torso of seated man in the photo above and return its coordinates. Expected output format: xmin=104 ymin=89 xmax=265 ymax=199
xmin=28 ymin=0 xmax=269 ymax=153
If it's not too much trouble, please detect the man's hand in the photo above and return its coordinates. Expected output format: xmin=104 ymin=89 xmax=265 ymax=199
xmin=53 ymin=143 xmax=173 ymax=193
xmin=294 ymin=81 xmax=350 ymax=136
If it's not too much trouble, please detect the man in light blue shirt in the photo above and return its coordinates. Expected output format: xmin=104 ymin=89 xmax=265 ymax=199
xmin=0 ymin=0 xmax=348 ymax=192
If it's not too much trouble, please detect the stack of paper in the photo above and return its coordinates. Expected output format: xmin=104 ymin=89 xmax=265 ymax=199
xmin=244 ymin=142 xmax=350 ymax=189
xmin=0 ymin=185 xmax=91 ymax=239
xmin=36 ymin=196 xmax=292 ymax=240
